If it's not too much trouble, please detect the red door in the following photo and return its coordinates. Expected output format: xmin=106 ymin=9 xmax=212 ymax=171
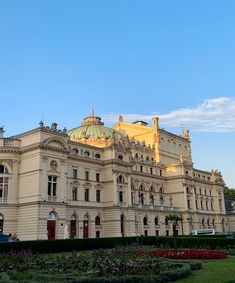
xmin=83 ymin=220 xmax=89 ymax=238
xmin=70 ymin=220 xmax=76 ymax=239
xmin=47 ymin=220 xmax=56 ymax=240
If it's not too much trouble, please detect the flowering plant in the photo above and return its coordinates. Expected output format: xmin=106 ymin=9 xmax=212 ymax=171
xmin=143 ymin=249 xmax=228 ymax=259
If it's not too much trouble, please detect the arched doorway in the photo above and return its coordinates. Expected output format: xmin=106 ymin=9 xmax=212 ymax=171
xmin=0 ymin=214 xmax=3 ymax=235
xmin=47 ymin=212 xmax=56 ymax=240
xmin=70 ymin=214 xmax=77 ymax=239
xmin=83 ymin=215 xmax=89 ymax=239
xmin=121 ymin=214 xmax=125 ymax=237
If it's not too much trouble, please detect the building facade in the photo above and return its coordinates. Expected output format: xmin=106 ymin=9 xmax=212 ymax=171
xmin=0 ymin=113 xmax=229 ymax=241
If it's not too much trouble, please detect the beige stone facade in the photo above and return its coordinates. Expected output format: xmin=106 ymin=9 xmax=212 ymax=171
xmin=0 ymin=114 xmax=230 ymax=241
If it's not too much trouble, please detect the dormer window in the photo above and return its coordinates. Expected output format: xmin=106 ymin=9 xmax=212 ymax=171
xmin=118 ymin=155 xmax=123 ymax=160
xmin=84 ymin=151 xmax=90 ymax=157
xmin=95 ymin=153 xmax=101 ymax=159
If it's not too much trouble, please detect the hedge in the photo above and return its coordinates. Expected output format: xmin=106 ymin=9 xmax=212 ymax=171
xmin=0 ymin=236 xmax=235 ymax=254
xmin=67 ymin=263 xmax=192 ymax=283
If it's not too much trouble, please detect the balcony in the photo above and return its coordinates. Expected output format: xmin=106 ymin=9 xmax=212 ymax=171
xmin=132 ymin=203 xmax=180 ymax=212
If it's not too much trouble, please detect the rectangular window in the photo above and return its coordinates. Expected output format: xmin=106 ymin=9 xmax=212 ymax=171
xmin=140 ymin=166 xmax=143 ymax=172
xmin=48 ymin=176 xmax=57 ymax=197
xmin=119 ymin=191 xmax=123 ymax=203
xmin=72 ymin=187 xmax=78 ymax=201
xmin=96 ymin=173 xmax=100 ymax=182
xmin=85 ymin=189 xmax=89 ymax=202
xmin=85 ymin=171 xmax=89 ymax=181
xmin=96 ymin=231 xmax=100 ymax=238
xmin=150 ymin=168 xmax=153 ymax=175
xmin=0 ymin=166 xmax=4 ymax=174
xmin=160 ymin=170 xmax=162 ymax=176
xmin=195 ymin=199 xmax=198 ymax=209
xmin=187 ymin=199 xmax=191 ymax=209
xmin=201 ymin=200 xmax=203 ymax=210
xmin=131 ymin=192 xmax=134 ymax=204
xmin=73 ymin=169 xmax=78 ymax=179
xmin=156 ymin=230 xmax=159 ymax=236
xmin=96 ymin=190 xmax=101 ymax=202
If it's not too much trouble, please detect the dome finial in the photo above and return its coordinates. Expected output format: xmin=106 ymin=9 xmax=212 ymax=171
xmin=91 ymin=106 xmax=95 ymax=117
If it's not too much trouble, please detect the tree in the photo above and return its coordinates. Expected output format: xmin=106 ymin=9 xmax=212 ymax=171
xmin=166 ymin=214 xmax=182 ymax=252
xmin=224 ymin=187 xmax=235 ymax=200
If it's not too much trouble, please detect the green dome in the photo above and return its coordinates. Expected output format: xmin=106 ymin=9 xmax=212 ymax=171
xmin=67 ymin=114 xmax=126 ymax=144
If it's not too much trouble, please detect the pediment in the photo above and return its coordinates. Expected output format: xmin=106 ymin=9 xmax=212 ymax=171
xmin=43 ymin=137 xmax=69 ymax=151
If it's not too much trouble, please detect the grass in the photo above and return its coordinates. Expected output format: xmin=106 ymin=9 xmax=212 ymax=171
xmin=175 ymin=256 xmax=235 ymax=283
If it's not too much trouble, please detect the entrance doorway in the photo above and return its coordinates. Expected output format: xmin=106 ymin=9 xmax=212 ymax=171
xmin=47 ymin=212 xmax=56 ymax=240
xmin=0 ymin=215 xmax=3 ymax=235
xmin=70 ymin=214 xmax=77 ymax=239
xmin=121 ymin=214 xmax=125 ymax=237
xmin=83 ymin=220 xmax=89 ymax=238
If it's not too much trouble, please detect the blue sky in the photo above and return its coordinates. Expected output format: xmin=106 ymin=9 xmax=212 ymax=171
xmin=0 ymin=1 xmax=235 ymax=187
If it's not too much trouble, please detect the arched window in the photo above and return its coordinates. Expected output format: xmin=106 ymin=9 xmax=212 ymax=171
xmin=95 ymin=216 xmax=101 ymax=226
xmin=207 ymin=218 xmax=210 ymax=226
xmin=135 ymin=153 xmax=138 ymax=160
xmin=154 ymin=217 xmax=159 ymax=226
xmin=72 ymin=148 xmax=79 ymax=155
xmin=143 ymin=216 xmax=148 ymax=226
xmin=202 ymin=218 xmax=205 ymax=227
xmin=212 ymin=218 xmax=215 ymax=226
xmin=0 ymin=165 xmax=9 ymax=203
xmin=118 ymin=155 xmax=123 ymax=160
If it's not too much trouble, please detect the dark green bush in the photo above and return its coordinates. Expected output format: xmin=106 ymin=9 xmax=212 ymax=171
xmin=0 ymin=236 xmax=235 ymax=254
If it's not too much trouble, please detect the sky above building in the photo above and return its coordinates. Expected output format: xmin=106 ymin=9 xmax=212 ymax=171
xmin=0 ymin=1 xmax=235 ymax=188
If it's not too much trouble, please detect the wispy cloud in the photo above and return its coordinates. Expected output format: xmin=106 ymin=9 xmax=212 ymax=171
xmin=102 ymin=97 xmax=235 ymax=133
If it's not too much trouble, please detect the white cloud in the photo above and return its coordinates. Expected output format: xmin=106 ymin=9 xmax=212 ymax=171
xmin=102 ymin=97 xmax=235 ymax=133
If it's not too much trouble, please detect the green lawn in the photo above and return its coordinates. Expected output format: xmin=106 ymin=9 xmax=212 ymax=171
xmin=176 ymin=256 xmax=235 ymax=283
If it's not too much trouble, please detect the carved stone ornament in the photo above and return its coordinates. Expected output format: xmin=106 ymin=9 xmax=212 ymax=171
xmin=50 ymin=160 xmax=58 ymax=170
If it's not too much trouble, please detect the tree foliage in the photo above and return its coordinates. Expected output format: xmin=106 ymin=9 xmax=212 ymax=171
xmin=224 ymin=187 xmax=235 ymax=200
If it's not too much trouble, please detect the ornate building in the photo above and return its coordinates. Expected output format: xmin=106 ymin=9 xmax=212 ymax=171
xmin=0 ymin=113 xmax=230 ymax=240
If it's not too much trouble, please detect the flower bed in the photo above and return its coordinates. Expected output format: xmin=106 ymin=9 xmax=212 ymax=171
xmin=144 ymin=249 xmax=228 ymax=259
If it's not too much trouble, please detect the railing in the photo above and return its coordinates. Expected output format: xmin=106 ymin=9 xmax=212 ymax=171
xmin=0 ymin=197 xmax=7 ymax=203
xmin=48 ymin=196 xmax=57 ymax=202
xmin=132 ymin=203 xmax=180 ymax=212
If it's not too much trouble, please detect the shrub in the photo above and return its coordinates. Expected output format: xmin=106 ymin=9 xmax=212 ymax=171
xmin=0 ymin=236 xmax=234 ymax=254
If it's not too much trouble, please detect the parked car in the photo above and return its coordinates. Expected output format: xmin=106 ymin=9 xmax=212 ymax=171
xmin=0 ymin=234 xmax=9 ymax=242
